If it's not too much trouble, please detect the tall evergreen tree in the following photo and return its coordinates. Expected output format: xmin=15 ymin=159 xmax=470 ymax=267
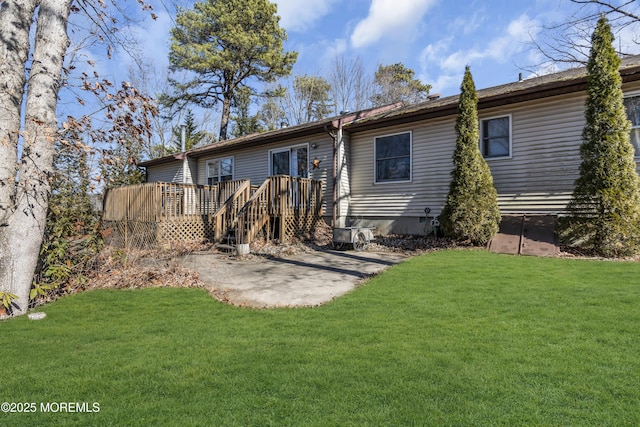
xmin=100 ymin=132 xmax=146 ymax=190
xmin=165 ymin=0 xmax=297 ymax=140
xmin=370 ymin=63 xmax=431 ymax=107
xmin=440 ymin=66 xmax=501 ymax=245
xmin=561 ymin=15 xmax=640 ymax=257
xmin=230 ymin=86 xmax=265 ymax=138
xmin=172 ymin=109 xmax=207 ymax=151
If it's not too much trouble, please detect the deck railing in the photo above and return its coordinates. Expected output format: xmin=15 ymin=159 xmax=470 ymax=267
xmin=237 ymin=175 xmax=323 ymax=244
xmin=269 ymin=175 xmax=323 ymax=217
xmin=102 ymin=180 xmax=249 ymax=222
xmin=102 ymin=176 xmax=322 ymax=247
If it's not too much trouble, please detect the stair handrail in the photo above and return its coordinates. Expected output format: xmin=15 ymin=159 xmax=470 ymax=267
xmin=236 ymin=175 xmax=324 ymax=245
xmin=236 ymin=177 xmax=273 ymax=245
xmin=212 ymin=179 xmax=251 ymax=241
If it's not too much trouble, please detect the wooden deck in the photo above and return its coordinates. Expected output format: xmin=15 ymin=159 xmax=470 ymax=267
xmin=102 ymin=176 xmax=323 ymax=248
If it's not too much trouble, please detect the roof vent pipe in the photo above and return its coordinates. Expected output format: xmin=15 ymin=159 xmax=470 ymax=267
xmin=180 ymin=124 xmax=186 ymax=152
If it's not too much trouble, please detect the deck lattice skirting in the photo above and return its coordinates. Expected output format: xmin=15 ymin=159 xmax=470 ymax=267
xmin=102 ymin=177 xmax=323 ymax=249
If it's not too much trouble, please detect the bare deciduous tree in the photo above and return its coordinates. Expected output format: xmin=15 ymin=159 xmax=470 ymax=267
xmin=281 ymin=75 xmax=332 ymax=126
xmin=530 ymin=0 xmax=640 ymax=70
xmin=328 ymin=55 xmax=372 ymax=114
xmin=0 ymin=0 xmax=157 ymax=316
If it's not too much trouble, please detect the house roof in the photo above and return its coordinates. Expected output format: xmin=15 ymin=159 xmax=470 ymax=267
xmin=139 ymin=118 xmax=333 ymax=166
xmin=139 ymin=102 xmax=404 ymax=166
xmin=346 ymin=54 xmax=640 ymax=131
xmin=140 ymin=54 xmax=640 ymax=167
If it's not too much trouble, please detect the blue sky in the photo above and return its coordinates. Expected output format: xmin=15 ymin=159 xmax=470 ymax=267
xmin=115 ymin=0 xmax=640 ymax=95
xmin=70 ymin=0 xmax=640 ymax=139
xmin=274 ymin=0 xmax=551 ymax=95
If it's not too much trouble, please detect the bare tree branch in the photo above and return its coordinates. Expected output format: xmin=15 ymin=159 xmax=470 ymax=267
xmin=528 ymin=0 xmax=640 ymax=72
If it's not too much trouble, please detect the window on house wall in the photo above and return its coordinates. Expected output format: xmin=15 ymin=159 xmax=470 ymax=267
xmin=206 ymin=157 xmax=233 ymax=185
xmin=375 ymin=132 xmax=412 ymax=183
xmin=623 ymin=95 xmax=640 ymax=156
xmin=481 ymin=115 xmax=511 ymax=159
xmin=270 ymin=145 xmax=308 ymax=177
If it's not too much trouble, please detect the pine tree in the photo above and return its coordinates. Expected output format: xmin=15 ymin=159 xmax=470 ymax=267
xmin=165 ymin=0 xmax=297 ymax=140
xmin=172 ymin=109 xmax=207 ymax=151
xmin=440 ymin=66 xmax=501 ymax=245
xmin=230 ymin=86 xmax=265 ymax=138
xmin=370 ymin=63 xmax=431 ymax=107
xmin=561 ymin=15 xmax=640 ymax=257
xmin=100 ymin=135 xmax=146 ymax=189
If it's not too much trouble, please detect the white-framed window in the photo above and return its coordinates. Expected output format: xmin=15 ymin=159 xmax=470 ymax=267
xmin=269 ymin=144 xmax=308 ymax=178
xmin=206 ymin=157 xmax=233 ymax=185
xmin=374 ymin=131 xmax=412 ymax=183
xmin=623 ymin=95 xmax=640 ymax=156
xmin=481 ymin=115 xmax=511 ymax=159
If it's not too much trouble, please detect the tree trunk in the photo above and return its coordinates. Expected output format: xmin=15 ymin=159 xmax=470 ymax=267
xmin=0 ymin=0 xmax=37 ymax=225
xmin=219 ymin=94 xmax=232 ymax=141
xmin=0 ymin=0 xmax=72 ymax=315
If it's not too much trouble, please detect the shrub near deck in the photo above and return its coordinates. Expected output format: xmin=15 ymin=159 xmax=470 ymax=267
xmin=1 ymin=250 xmax=638 ymax=426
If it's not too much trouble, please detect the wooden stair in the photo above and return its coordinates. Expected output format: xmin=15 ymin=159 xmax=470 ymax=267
xmin=211 ymin=180 xmax=251 ymax=251
xmin=212 ymin=175 xmax=323 ymax=254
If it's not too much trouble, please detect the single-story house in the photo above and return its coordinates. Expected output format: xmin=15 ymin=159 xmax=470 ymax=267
xmin=139 ymin=55 xmax=640 ymax=237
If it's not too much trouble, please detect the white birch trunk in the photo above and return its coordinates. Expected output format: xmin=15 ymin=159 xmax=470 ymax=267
xmin=0 ymin=0 xmax=71 ymax=315
xmin=0 ymin=0 xmax=37 ymax=225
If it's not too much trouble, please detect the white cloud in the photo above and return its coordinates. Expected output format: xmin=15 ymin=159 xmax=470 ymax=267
xmin=273 ymin=0 xmax=341 ymax=32
xmin=424 ymin=14 xmax=539 ymax=73
xmin=321 ymin=38 xmax=349 ymax=62
xmin=419 ymin=14 xmax=540 ymax=94
xmin=350 ymin=0 xmax=437 ymax=49
xmin=427 ymin=72 xmax=462 ymax=95
xmin=447 ymin=11 xmax=485 ymax=36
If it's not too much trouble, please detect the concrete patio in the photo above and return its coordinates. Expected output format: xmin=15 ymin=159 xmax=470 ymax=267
xmin=179 ymin=249 xmax=408 ymax=308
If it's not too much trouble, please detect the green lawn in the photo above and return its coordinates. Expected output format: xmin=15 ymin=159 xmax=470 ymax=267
xmin=1 ymin=249 xmax=639 ymax=426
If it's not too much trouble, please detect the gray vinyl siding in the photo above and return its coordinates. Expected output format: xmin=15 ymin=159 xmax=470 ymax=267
xmin=195 ymin=133 xmax=335 ymax=216
xmin=349 ymin=81 xmax=640 ymax=219
xmin=483 ymin=94 xmax=585 ymax=214
xmin=146 ymin=161 xmax=183 ymax=183
xmin=349 ymin=118 xmax=454 ymax=219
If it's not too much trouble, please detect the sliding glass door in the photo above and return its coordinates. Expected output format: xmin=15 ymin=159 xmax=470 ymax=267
xmin=270 ymin=145 xmax=308 ymax=178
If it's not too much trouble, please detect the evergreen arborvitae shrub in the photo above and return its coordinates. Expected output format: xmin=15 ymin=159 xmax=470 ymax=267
xmin=560 ymin=15 xmax=640 ymax=257
xmin=440 ymin=66 xmax=501 ymax=246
